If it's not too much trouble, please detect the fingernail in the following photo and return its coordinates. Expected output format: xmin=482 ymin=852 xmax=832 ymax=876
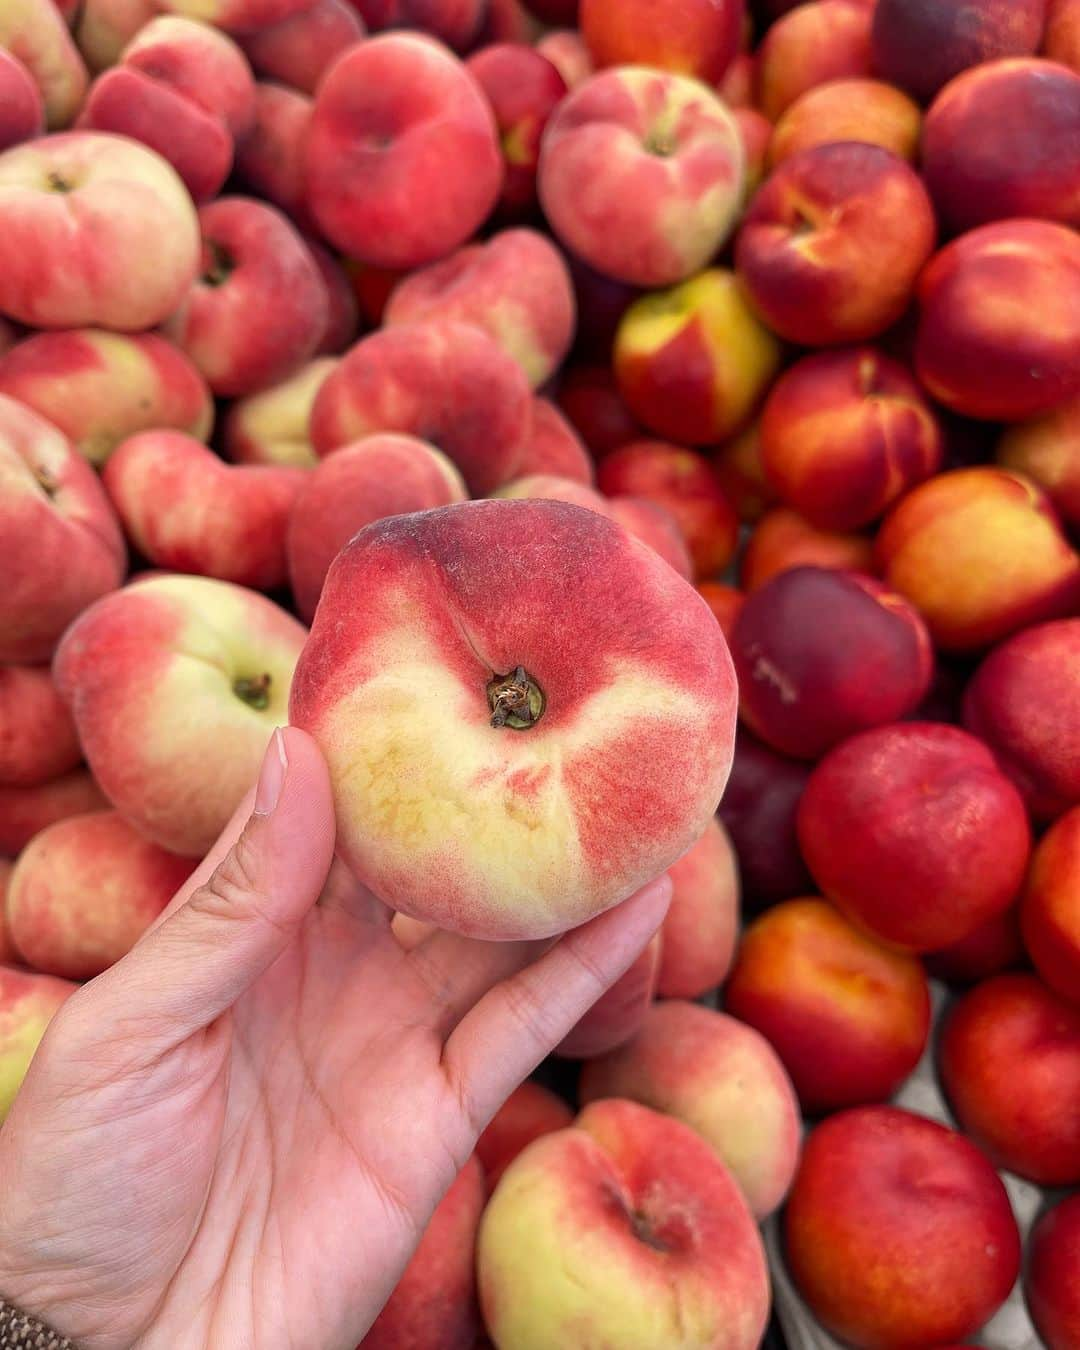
xmin=254 ymin=728 xmax=288 ymax=816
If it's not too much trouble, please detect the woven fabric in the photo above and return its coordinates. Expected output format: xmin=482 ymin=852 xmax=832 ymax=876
xmin=0 ymin=1299 xmax=74 ymax=1349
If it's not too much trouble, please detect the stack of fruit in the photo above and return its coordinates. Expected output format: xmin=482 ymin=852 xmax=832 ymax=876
xmin=1 ymin=0 xmax=1079 ymax=1344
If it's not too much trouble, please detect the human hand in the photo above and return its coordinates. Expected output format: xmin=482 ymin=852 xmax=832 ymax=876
xmin=0 ymin=727 xmax=671 ymax=1350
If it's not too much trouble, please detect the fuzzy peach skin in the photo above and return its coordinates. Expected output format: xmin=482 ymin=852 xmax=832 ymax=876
xmin=1022 ymin=806 xmax=1080 ymax=1006
xmin=0 ymin=394 xmax=126 ymax=665
xmin=477 ymin=1098 xmax=770 ymax=1350
xmin=656 ymin=817 xmax=738 ymax=1000
xmin=155 ymin=0 xmax=315 ymax=37
xmin=768 ymin=80 xmax=921 ymax=170
xmin=555 ymin=932 xmax=661 ymax=1060
xmin=579 ymin=0 xmax=743 ymax=85
xmin=103 ymin=431 xmax=306 ymax=592
xmin=732 ymin=568 xmax=934 ymax=761
xmin=240 ymin=0 xmax=364 ymax=96
xmin=580 ymin=1000 xmax=800 ymax=1218
xmin=1045 ymin=0 xmax=1080 ymax=70
xmin=0 ymin=0 xmax=87 ymax=128
xmin=310 ymin=320 xmax=531 ymax=496
xmin=596 ymin=441 xmax=738 ymax=581
xmin=513 ymin=397 xmax=594 ymax=485
xmin=75 ymin=0 xmax=156 ymax=73
xmin=54 ymin=574 xmax=307 ymax=857
xmin=696 ymin=582 xmax=744 ymax=643
xmin=357 ymin=1154 xmax=484 ymax=1350
xmin=233 ymin=81 xmax=313 ymax=228
xmin=465 ymin=43 xmax=567 ymax=220
xmin=476 ymin=1082 xmax=574 ymax=1194
xmin=614 ymin=270 xmax=781 ymax=447
xmin=725 ymin=899 xmax=931 ymax=1115
xmin=939 ymin=973 xmax=1080 ymax=1187
xmin=740 ymin=507 xmax=874 ymax=593
xmin=0 ymin=967 xmax=75 ymax=1122
xmin=287 ymin=434 xmax=467 ymax=623
xmin=0 ymin=329 xmax=213 ymax=467
xmin=0 ymin=861 xmax=17 ymax=965
xmin=915 ymin=220 xmax=1080 ymax=421
xmin=0 ymin=132 xmax=200 ymax=331
xmin=385 ymin=231 xmax=575 ymax=390
xmin=223 ymin=356 xmax=335 ymax=469
xmin=0 ymin=666 xmax=81 ymax=788
xmin=713 ymin=422 xmax=775 ymax=525
xmin=0 ymin=48 xmax=43 ymax=150
xmin=308 ymin=238 xmax=359 ymax=357
xmin=760 ymin=348 xmax=943 ymax=532
xmin=755 ymin=0 xmax=873 ymax=122
xmin=1026 ymin=1193 xmax=1080 ymax=1350
xmin=736 ymin=143 xmax=937 ymax=348
xmin=996 ymin=396 xmax=1080 ymax=531
xmin=163 ymin=197 xmax=327 ymax=399
xmin=538 ymin=67 xmax=744 ymax=289
xmin=923 ymin=59 xmax=1080 ymax=232
xmin=6 ymin=809 xmax=195 ymax=981
xmin=924 ymin=905 xmax=1026 ymax=988
xmin=289 ymin=500 xmax=736 ymax=939
xmin=798 ymin=723 xmax=1032 ymax=953
xmin=963 ymin=619 xmax=1080 ymax=822
xmin=121 ymin=13 xmax=255 ymax=138
xmin=607 ymin=497 xmax=693 ymax=581
xmin=305 ymin=35 xmax=503 ymax=269
xmin=348 ymin=0 xmax=484 ymax=51
xmin=875 ymin=467 xmax=1080 ymax=651
xmin=871 ymin=0 xmax=1048 ymax=103
xmin=0 ymin=772 xmax=107 ymax=858
xmin=785 ymin=1106 xmax=1022 ymax=1349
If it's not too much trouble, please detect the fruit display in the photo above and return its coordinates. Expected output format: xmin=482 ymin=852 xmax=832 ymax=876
xmin=1 ymin=0 xmax=1078 ymax=1347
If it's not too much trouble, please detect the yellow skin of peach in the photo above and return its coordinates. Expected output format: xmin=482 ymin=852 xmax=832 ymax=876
xmin=477 ymin=1099 xmax=770 ymax=1350
xmin=0 ymin=330 xmax=214 ymax=467
xmin=0 ymin=967 xmax=74 ymax=1122
xmin=224 ymin=357 xmax=336 ymax=468
xmin=77 ymin=0 xmax=157 ymax=72
xmin=615 ymin=269 xmax=782 ymax=446
xmin=876 ymin=467 xmax=1080 ymax=651
xmin=0 ymin=0 xmax=88 ymax=127
xmin=768 ymin=78 xmax=921 ymax=168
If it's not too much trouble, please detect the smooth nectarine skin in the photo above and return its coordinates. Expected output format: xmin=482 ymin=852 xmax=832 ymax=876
xmin=725 ymin=899 xmax=931 ymax=1114
xmin=289 ymin=500 xmax=737 ymax=939
xmin=287 ymin=434 xmax=467 ymax=623
xmin=310 ymin=320 xmax=531 ymax=496
xmin=963 ymin=619 xmax=1080 ymax=821
xmin=695 ymin=582 xmax=744 ymax=643
xmin=759 ymin=347 xmax=943 ymax=531
xmin=580 ymin=1000 xmax=801 ymax=1218
xmin=923 ymin=59 xmax=1080 ymax=232
xmin=475 ymin=1082 xmax=573 ymax=1193
xmin=0 ymin=771 xmax=108 ymax=859
xmin=1021 ymin=806 xmax=1080 ymax=1006
xmin=735 ymin=142 xmax=937 ymax=347
xmin=305 ymin=35 xmax=503 ymax=269
xmin=785 ymin=1106 xmax=1022 ymax=1349
xmin=875 ymin=467 xmax=1080 ymax=651
xmin=768 ymin=79 xmax=922 ymax=169
xmin=798 ymin=723 xmax=1032 ymax=953
xmin=1026 ymin=1194 xmax=1080 ymax=1350
xmin=477 ymin=1099 xmax=770 ymax=1350
xmin=915 ymin=220 xmax=1080 ymax=421
xmin=656 ymin=817 xmax=739 ymax=1000
xmin=741 ymin=507 xmax=875 ymax=593
xmin=596 ymin=441 xmax=738 ymax=580
xmin=579 ymin=0 xmax=744 ymax=85
xmin=996 ymin=396 xmax=1080 ymax=530
xmin=871 ymin=0 xmax=1048 ymax=102
xmin=359 ymin=1154 xmax=484 ymax=1350
xmin=939 ymin=973 xmax=1080 ymax=1186
xmin=924 ymin=905 xmax=1026 ymax=987
xmin=756 ymin=0 xmax=873 ymax=122
xmin=732 ymin=567 xmax=934 ymax=760
xmin=0 ymin=666 xmax=82 ymax=788
xmin=717 ymin=729 xmax=813 ymax=909
xmin=7 ymin=809 xmax=195 ymax=980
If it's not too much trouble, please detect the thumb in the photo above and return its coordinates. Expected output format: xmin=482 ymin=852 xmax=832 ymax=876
xmin=86 ymin=727 xmax=337 ymax=1051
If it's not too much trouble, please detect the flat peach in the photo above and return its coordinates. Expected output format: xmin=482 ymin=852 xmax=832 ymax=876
xmin=0 ymin=967 xmax=74 ymax=1122
xmin=656 ymin=816 xmax=739 ymax=1000
xmin=0 ymin=0 xmax=88 ymax=128
xmin=240 ymin=0 xmax=365 ymax=95
xmin=556 ymin=363 xmax=643 ymax=459
xmin=512 ymin=397 xmax=594 ymax=485
xmin=223 ymin=357 xmax=336 ymax=469
xmin=0 ymin=48 xmax=43 ymax=151
xmin=0 ymin=771 xmax=108 ymax=858
xmin=475 ymin=1081 xmax=573 ymax=1193
xmin=233 ymin=82 xmax=313 ymax=229
xmin=0 ymin=666 xmax=81 ymax=788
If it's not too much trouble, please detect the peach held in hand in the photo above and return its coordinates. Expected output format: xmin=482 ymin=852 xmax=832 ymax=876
xmin=476 ymin=1099 xmax=770 ymax=1350
xmin=289 ymin=499 xmax=737 ymax=940
xmin=0 ymin=666 xmax=81 ymax=788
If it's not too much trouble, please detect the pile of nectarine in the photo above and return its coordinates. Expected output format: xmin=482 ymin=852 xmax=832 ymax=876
xmin=1 ymin=0 xmax=1079 ymax=1344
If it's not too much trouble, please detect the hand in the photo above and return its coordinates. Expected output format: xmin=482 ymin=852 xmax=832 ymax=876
xmin=0 ymin=727 xmax=670 ymax=1350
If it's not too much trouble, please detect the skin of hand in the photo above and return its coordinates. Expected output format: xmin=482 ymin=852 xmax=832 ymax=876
xmin=0 ymin=726 xmax=671 ymax=1350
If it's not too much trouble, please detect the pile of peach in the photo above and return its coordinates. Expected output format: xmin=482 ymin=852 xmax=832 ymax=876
xmin=2 ymin=0 xmax=1080 ymax=1344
